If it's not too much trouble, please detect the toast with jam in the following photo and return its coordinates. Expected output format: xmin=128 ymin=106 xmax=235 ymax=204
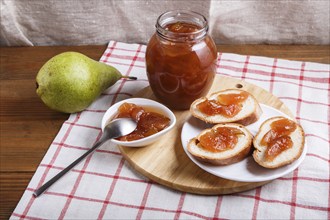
xmin=187 ymin=123 xmax=253 ymax=165
xmin=252 ymin=116 xmax=305 ymax=168
xmin=190 ymin=89 xmax=262 ymax=126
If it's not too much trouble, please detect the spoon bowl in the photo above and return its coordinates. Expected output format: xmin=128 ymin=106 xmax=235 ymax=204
xmin=100 ymin=118 xmax=138 ymax=142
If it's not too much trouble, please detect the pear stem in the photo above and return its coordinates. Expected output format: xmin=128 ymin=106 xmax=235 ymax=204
xmin=122 ymin=76 xmax=137 ymax=80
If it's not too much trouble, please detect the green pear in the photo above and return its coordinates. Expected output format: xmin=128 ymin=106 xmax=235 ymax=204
xmin=36 ymin=52 xmax=123 ymax=113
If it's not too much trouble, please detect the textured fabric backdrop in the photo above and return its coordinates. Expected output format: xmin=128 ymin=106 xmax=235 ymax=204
xmin=1 ymin=0 xmax=329 ymax=46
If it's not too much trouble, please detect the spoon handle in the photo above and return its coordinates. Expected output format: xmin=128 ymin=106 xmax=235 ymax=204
xmin=33 ymin=140 xmax=104 ymax=197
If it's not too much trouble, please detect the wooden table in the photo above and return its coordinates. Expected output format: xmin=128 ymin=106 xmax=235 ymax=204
xmin=1 ymin=45 xmax=329 ymax=219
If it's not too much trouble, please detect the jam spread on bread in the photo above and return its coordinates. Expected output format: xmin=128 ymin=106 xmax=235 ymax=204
xmin=198 ymin=127 xmax=244 ymax=152
xmin=114 ymin=103 xmax=170 ymax=141
xmin=196 ymin=91 xmax=249 ymax=117
xmin=261 ymin=118 xmax=297 ymax=161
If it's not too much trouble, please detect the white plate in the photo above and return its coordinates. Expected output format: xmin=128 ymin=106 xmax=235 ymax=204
xmin=181 ymin=104 xmax=307 ymax=182
xmin=102 ymin=98 xmax=176 ymax=147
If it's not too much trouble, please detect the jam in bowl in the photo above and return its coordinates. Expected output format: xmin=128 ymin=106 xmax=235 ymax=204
xmin=101 ymin=98 xmax=176 ymax=147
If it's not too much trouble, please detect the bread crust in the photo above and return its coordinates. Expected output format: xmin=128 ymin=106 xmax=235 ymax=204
xmin=187 ymin=123 xmax=253 ymax=166
xmin=190 ymin=89 xmax=262 ymax=126
xmin=252 ymin=116 xmax=305 ymax=168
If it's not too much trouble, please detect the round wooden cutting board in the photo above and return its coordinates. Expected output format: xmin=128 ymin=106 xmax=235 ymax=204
xmin=118 ymin=76 xmax=294 ymax=195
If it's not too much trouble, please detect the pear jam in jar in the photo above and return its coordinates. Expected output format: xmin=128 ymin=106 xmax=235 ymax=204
xmin=146 ymin=10 xmax=217 ymax=110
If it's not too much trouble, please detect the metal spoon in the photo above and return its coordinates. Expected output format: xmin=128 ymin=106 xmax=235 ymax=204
xmin=33 ymin=118 xmax=137 ymax=197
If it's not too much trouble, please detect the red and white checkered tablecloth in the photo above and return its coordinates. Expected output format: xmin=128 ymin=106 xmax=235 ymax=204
xmin=11 ymin=41 xmax=330 ymax=219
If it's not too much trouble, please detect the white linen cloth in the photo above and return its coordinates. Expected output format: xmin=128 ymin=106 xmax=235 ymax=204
xmin=1 ymin=0 xmax=329 ymax=46
xmin=11 ymin=41 xmax=330 ymax=219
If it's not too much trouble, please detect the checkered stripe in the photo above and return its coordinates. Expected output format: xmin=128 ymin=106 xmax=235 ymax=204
xmin=11 ymin=41 xmax=330 ymax=220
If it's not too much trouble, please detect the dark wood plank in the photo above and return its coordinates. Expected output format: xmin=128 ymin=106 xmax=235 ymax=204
xmin=0 ymin=172 xmax=34 ymax=219
xmin=1 ymin=45 xmax=108 ymax=218
xmin=0 ymin=44 xmax=329 ymax=219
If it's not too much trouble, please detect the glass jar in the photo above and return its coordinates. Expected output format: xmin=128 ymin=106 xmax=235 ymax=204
xmin=146 ymin=10 xmax=217 ymax=110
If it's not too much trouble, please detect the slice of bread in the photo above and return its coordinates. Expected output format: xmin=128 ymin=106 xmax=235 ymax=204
xmin=190 ymin=89 xmax=262 ymax=126
xmin=187 ymin=123 xmax=253 ymax=165
xmin=253 ymin=116 xmax=305 ymax=168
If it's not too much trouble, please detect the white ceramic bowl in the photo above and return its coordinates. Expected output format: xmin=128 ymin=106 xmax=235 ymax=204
xmin=101 ymin=98 xmax=176 ymax=147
